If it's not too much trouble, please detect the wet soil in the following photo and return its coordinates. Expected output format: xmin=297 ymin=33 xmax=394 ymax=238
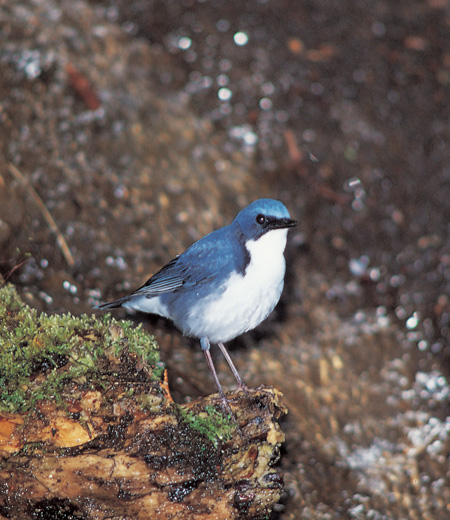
xmin=0 ymin=1 xmax=449 ymax=519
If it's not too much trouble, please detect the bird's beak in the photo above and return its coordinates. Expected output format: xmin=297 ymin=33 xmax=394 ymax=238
xmin=268 ymin=217 xmax=298 ymax=230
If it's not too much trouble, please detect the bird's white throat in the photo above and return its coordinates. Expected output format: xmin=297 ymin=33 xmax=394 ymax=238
xmin=245 ymin=227 xmax=288 ymax=277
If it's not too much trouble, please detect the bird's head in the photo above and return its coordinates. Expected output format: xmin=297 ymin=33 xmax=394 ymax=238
xmin=233 ymin=198 xmax=297 ymax=242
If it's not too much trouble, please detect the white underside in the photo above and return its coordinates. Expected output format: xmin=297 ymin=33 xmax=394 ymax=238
xmin=124 ymin=228 xmax=289 ymax=344
xmin=192 ymin=228 xmax=287 ymax=342
xmin=123 ymin=294 xmax=169 ymax=316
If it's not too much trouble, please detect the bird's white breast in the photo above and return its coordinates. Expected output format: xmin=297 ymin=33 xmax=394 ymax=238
xmin=188 ymin=228 xmax=289 ymax=343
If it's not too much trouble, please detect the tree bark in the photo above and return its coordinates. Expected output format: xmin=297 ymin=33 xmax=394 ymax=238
xmin=0 ymin=384 xmax=286 ymax=520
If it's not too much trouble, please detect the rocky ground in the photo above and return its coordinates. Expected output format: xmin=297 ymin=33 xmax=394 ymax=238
xmin=0 ymin=1 xmax=449 ymax=518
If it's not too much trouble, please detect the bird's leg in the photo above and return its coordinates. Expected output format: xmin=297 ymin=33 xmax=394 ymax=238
xmin=217 ymin=342 xmax=250 ymax=392
xmin=200 ymin=338 xmax=235 ymax=418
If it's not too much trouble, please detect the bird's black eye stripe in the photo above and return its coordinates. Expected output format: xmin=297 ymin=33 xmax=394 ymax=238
xmin=256 ymin=214 xmax=266 ymax=225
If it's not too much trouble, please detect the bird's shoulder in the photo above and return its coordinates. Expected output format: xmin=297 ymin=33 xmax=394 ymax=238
xmin=135 ymin=225 xmax=249 ymax=296
xmin=181 ymin=224 xmax=249 ymax=274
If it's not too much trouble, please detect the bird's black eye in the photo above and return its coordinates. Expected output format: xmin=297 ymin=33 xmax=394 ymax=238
xmin=256 ymin=214 xmax=266 ymax=225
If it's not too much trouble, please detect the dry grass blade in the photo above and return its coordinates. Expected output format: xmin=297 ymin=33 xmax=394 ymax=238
xmin=7 ymin=163 xmax=75 ymax=267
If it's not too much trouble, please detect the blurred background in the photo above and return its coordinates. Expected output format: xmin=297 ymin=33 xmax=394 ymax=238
xmin=1 ymin=1 xmax=449 ymax=518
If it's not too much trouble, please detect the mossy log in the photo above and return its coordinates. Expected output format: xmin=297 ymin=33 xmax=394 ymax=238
xmin=0 ymin=284 xmax=287 ymax=519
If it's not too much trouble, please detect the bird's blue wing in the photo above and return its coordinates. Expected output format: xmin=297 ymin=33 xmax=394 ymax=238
xmin=134 ymin=257 xmax=185 ymax=295
xmin=133 ymin=226 xmax=249 ymax=297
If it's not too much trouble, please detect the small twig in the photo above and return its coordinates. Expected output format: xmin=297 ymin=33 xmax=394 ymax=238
xmin=284 ymin=129 xmax=305 ymax=167
xmin=8 ymin=163 xmax=75 ymax=267
xmin=66 ymin=63 xmax=101 ymax=111
xmin=1 ymin=256 xmax=32 ymax=284
xmin=161 ymin=369 xmax=174 ymax=402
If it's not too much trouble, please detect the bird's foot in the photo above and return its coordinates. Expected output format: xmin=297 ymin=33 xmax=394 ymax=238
xmin=238 ymin=382 xmax=252 ymax=394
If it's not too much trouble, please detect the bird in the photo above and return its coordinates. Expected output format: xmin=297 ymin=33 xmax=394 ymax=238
xmin=95 ymin=198 xmax=297 ymax=414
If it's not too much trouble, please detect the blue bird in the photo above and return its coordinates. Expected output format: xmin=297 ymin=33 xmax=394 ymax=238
xmin=96 ymin=198 xmax=297 ymax=413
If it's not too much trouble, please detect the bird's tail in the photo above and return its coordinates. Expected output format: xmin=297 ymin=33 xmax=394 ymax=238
xmin=94 ymin=295 xmax=131 ymax=310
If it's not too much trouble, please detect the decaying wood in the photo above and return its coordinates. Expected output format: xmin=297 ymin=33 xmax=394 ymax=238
xmin=0 ymin=284 xmax=286 ymax=519
xmin=0 ymin=373 xmax=286 ymax=520
xmin=0 ymin=386 xmax=286 ymax=519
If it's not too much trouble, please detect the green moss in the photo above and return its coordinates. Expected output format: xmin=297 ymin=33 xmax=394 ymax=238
xmin=0 ymin=283 xmax=164 ymax=414
xmin=178 ymin=404 xmax=235 ymax=447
